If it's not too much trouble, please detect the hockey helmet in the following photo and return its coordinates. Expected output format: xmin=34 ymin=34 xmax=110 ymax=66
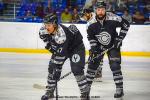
xmin=95 ymin=1 xmax=106 ymax=8
xmin=43 ymin=13 xmax=58 ymax=24
xmin=83 ymin=6 xmax=93 ymax=13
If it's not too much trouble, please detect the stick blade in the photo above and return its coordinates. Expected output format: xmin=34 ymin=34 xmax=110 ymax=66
xmin=33 ymin=84 xmax=46 ymax=90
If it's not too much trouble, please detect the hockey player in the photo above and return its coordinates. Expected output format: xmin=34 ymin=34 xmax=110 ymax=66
xmin=39 ymin=13 xmax=90 ymax=100
xmin=81 ymin=6 xmax=103 ymax=82
xmin=86 ymin=1 xmax=130 ymax=98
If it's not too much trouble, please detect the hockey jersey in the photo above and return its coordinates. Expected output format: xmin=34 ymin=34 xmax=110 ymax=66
xmin=87 ymin=12 xmax=130 ymax=51
xmin=39 ymin=24 xmax=83 ymax=56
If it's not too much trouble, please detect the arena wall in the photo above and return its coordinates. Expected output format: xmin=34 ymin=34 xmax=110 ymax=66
xmin=0 ymin=22 xmax=150 ymax=56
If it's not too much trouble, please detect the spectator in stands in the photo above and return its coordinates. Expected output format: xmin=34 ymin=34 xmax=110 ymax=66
xmin=132 ymin=10 xmax=145 ymax=24
xmin=122 ymin=9 xmax=132 ymax=23
xmin=109 ymin=0 xmax=119 ymax=12
xmin=45 ymin=6 xmax=53 ymax=15
xmin=127 ymin=0 xmax=138 ymax=5
xmin=117 ymin=0 xmax=127 ymax=11
xmin=0 ymin=1 xmax=4 ymax=15
xmin=25 ymin=10 xmax=33 ymax=18
xmin=144 ymin=4 xmax=150 ymax=14
xmin=83 ymin=0 xmax=96 ymax=9
xmin=61 ymin=7 xmax=72 ymax=23
xmin=106 ymin=1 xmax=114 ymax=11
xmin=35 ymin=2 xmax=44 ymax=18
xmin=72 ymin=8 xmax=80 ymax=23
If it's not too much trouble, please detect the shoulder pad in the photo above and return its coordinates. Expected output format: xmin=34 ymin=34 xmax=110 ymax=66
xmin=106 ymin=12 xmax=122 ymax=22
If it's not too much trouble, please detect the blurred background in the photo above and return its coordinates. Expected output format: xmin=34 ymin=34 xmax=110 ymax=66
xmin=0 ymin=0 xmax=149 ymax=24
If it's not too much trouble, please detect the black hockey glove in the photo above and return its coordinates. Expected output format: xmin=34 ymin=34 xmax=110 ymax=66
xmin=114 ymin=36 xmax=123 ymax=49
xmin=45 ymin=43 xmax=50 ymax=50
xmin=45 ymin=43 xmax=56 ymax=54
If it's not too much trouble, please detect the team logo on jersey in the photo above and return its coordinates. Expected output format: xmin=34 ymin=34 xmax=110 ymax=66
xmin=95 ymin=31 xmax=111 ymax=45
xmin=72 ymin=54 xmax=80 ymax=63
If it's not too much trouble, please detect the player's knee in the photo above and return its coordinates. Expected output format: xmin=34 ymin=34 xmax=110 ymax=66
xmin=48 ymin=64 xmax=54 ymax=74
xmin=53 ymin=70 xmax=61 ymax=80
xmin=88 ymin=62 xmax=99 ymax=71
xmin=110 ymin=62 xmax=121 ymax=71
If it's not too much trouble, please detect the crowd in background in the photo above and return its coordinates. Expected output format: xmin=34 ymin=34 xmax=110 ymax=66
xmin=0 ymin=0 xmax=149 ymax=24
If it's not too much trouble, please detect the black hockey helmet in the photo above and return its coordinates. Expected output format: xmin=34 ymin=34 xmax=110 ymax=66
xmin=95 ymin=1 xmax=106 ymax=9
xmin=43 ymin=13 xmax=58 ymax=24
xmin=83 ymin=6 xmax=93 ymax=13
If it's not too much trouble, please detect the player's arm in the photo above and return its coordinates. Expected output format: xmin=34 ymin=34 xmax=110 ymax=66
xmin=118 ymin=17 xmax=130 ymax=40
xmin=87 ymin=25 xmax=99 ymax=53
xmin=68 ymin=25 xmax=79 ymax=34
xmin=115 ymin=16 xmax=130 ymax=48
xmin=39 ymin=26 xmax=50 ymax=42
xmin=63 ymin=24 xmax=83 ymax=53
xmin=39 ymin=26 xmax=54 ymax=53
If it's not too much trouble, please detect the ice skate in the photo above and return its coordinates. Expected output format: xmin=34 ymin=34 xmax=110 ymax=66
xmin=93 ymin=68 xmax=102 ymax=82
xmin=80 ymin=92 xmax=90 ymax=100
xmin=114 ymin=88 xmax=124 ymax=99
xmin=41 ymin=90 xmax=54 ymax=100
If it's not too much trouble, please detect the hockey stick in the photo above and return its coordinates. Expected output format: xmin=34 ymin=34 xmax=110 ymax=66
xmin=57 ymin=45 xmax=114 ymax=79
xmin=33 ymin=46 xmax=114 ymax=90
xmin=86 ymin=45 xmax=114 ymax=64
xmin=33 ymin=71 xmax=72 ymax=90
xmin=54 ymin=69 xmax=59 ymax=100
xmin=62 ymin=46 xmax=114 ymax=78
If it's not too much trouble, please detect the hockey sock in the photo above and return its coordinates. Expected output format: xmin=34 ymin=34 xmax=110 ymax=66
xmin=112 ymin=70 xmax=123 ymax=89
xmin=75 ymin=75 xmax=90 ymax=94
xmin=86 ymin=68 xmax=97 ymax=86
xmin=46 ymin=73 xmax=56 ymax=92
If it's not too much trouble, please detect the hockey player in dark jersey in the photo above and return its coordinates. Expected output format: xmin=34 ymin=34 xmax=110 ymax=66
xmin=39 ymin=13 xmax=90 ymax=100
xmin=86 ymin=1 xmax=130 ymax=98
xmin=81 ymin=6 xmax=103 ymax=82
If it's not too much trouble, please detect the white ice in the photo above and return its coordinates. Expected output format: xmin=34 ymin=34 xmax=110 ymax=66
xmin=0 ymin=52 xmax=150 ymax=100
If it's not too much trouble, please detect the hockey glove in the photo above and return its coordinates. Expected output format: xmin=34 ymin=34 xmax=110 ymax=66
xmin=39 ymin=26 xmax=51 ymax=42
xmin=45 ymin=43 xmax=56 ymax=54
xmin=114 ymin=37 xmax=123 ymax=49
